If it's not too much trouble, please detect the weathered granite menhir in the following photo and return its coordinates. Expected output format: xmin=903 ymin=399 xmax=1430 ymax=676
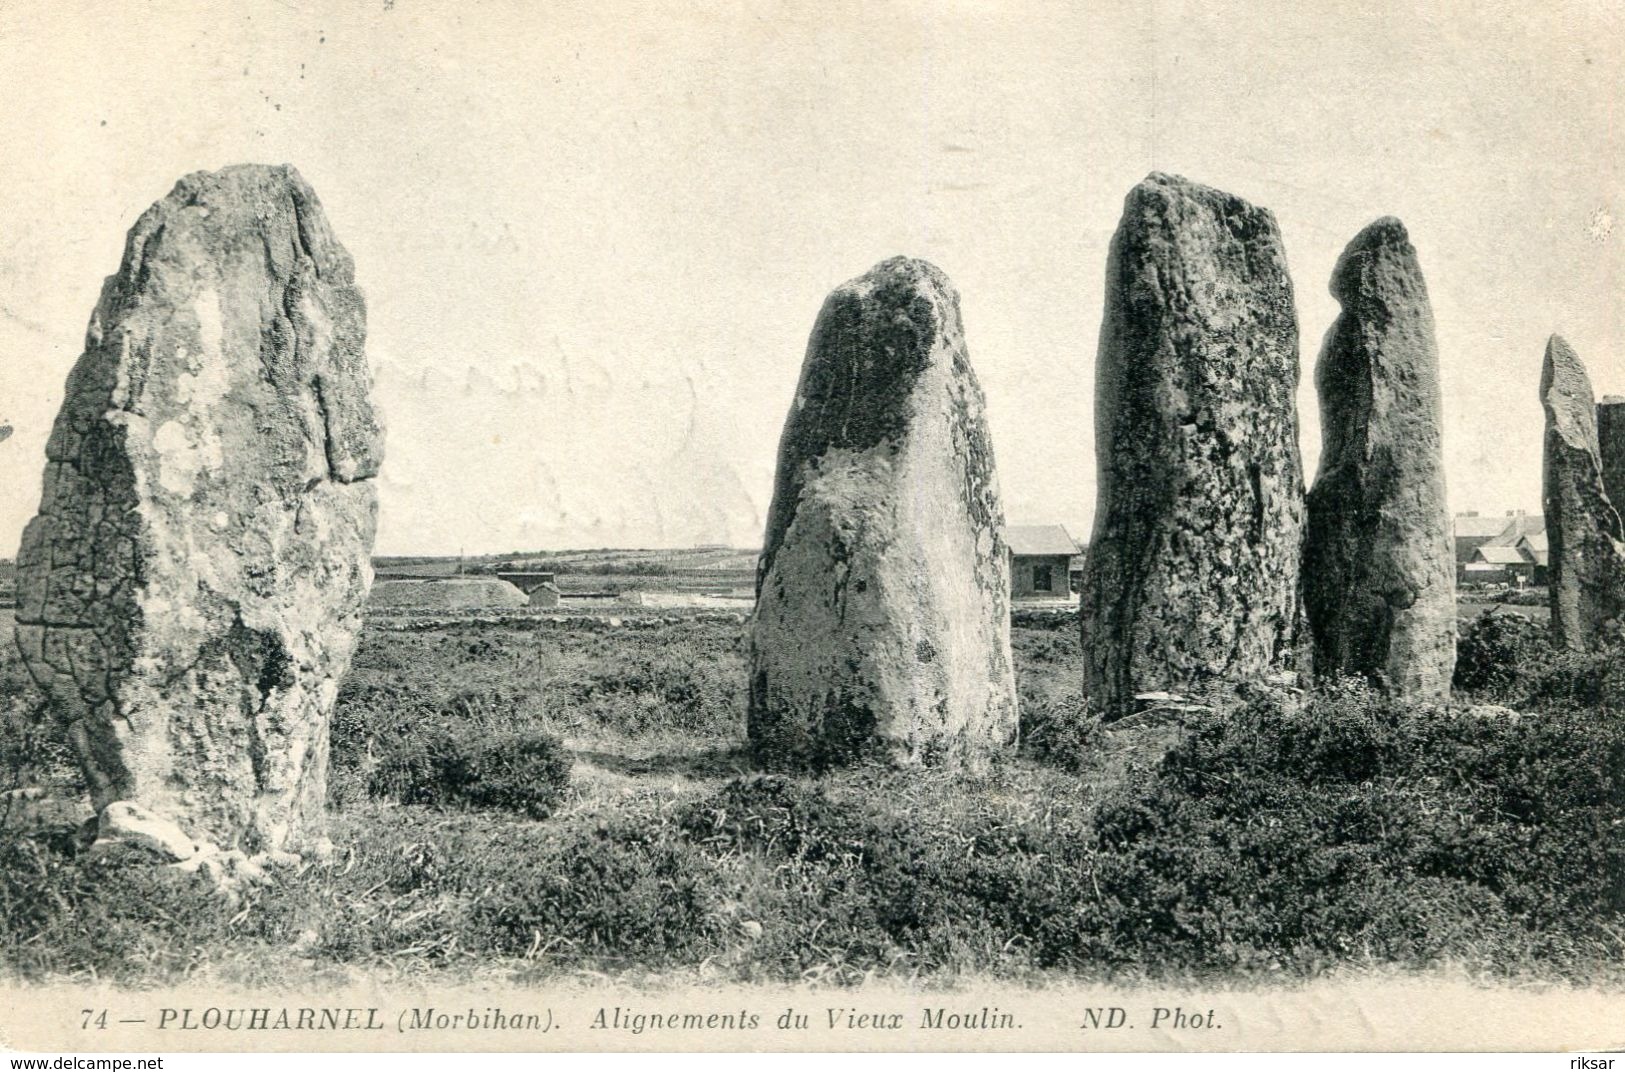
xmin=748 ymin=256 xmax=1018 ymax=769
xmin=1079 ymin=173 xmax=1307 ymax=717
xmin=1541 ymin=336 xmax=1625 ymax=651
xmin=1303 ymin=218 xmax=1456 ymax=700
xmin=14 ymin=164 xmax=383 ymax=861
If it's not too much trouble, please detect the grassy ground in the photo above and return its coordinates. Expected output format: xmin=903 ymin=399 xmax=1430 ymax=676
xmin=1 ymin=611 xmax=1622 ymax=989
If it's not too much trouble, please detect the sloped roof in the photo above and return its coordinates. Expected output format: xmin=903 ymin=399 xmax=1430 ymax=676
xmin=1519 ymin=532 xmax=1551 ymax=567
xmin=1454 ymin=515 xmax=1509 ymax=539
xmin=1497 ymin=514 xmax=1546 ymax=540
xmin=1003 ymin=524 xmax=1079 ymax=556
xmin=1473 ymin=544 xmax=1529 ymax=565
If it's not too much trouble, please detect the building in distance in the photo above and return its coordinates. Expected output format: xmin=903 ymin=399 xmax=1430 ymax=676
xmin=496 ymin=571 xmax=563 ymax=608
xmin=1454 ymin=511 xmax=1547 ymax=585
xmin=1003 ymin=524 xmax=1080 ymax=600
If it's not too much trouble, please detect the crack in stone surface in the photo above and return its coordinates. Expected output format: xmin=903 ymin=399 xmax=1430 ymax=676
xmin=14 ymin=164 xmax=382 ymax=855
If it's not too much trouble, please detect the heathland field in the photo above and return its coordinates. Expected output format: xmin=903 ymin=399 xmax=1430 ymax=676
xmin=1 ymin=602 xmax=1622 ymax=988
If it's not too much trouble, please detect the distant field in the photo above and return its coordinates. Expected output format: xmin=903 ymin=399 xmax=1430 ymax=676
xmin=375 ymin=546 xmax=760 ymax=575
xmin=370 ymin=547 xmax=759 ymax=609
xmin=366 ymin=563 xmax=1556 ymax=627
xmin=0 ymin=574 xmax=1559 ymax=630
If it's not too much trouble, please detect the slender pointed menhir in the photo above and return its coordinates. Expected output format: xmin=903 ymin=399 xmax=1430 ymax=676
xmin=1079 ymin=173 xmax=1307 ymax=716
xmin=748 ymin=257 xmax=1018 ymax=769
xmin=13 ymin=165 xmax=383 ymax=859
xmin=1303 ymin=219 xmax=1456 ymax=699
xmin=1541 ymin=336 xmax=1625 ymax=651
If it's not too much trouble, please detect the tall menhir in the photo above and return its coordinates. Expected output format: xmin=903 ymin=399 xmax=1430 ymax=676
xmin=749 ymin=257 xmax=1019 ymax=769
xmin=1303 ymin=219 xmax=1456 ymax=700
xmin=14 ymin=165 xmax=383 ymax=859
xmin=1079 ymin=173 xmax=1307 ymax=717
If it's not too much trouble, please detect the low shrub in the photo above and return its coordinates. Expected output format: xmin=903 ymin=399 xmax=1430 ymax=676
xmin=677 ymin=775 xmax=869 ymax=862
xmin=1517 ymin=646 xmax=1625 ymax=713
xmin=1454 ymin=611 xmax=1551 ymax=696
xmin=677 ymin=775 xmax=1099 ymax=976
xmin=464 ymin=816 xmax=727 ymax=962
xmin=0 ymin=827 xmax=232 ymax=982
xmin=1019 ymin=689 xmax=1100 ymax=772
xmin=1010 ymin=626 xmax=1082 ymax=667
xmin=369 ymin=723 xmax=571 ymax=820
xmin=1084 ymin=681 xmax=1625 ymax=977
xmin=1455 ymin=611 xmax=1625 ymax=713
xmin=366 ymin=722 xmax=463 ymax=807
xmin=454 ymin=730 xmax=573 ymax=819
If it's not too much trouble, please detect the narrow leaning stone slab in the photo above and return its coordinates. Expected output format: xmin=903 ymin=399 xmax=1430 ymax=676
xmin=1303 ymin=218 xmax=1456 ymax=700
xmin=748 ymin=256 xmax=1018 ymax=769
xmin=14 ymin=164 xmax=382 ymax=855
xmin=1541 ymin=336 xmax=1625 ymax=650
xmin=1080 ymin=173 xmax=1307 ymax=716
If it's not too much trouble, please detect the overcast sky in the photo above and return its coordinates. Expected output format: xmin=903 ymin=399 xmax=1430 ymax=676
xmin=1 ymin=1 xmax=1619 ymax=555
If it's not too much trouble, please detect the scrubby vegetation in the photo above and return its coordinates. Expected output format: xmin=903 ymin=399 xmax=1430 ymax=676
xmin=366 ymin=718 xmax=572 ymax=821
xmin=1454 ymin=611 xmax=1555 ymax=696
xmin=1 ymin=612 xmax=1622 ymax=988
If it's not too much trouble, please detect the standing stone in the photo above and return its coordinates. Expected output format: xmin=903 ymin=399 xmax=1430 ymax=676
xmin=1541 ymin=336 xmax=1625 ymax=651
xmin=1080 ymin=173 xmax=1306 ymax=716
xmin=1303 ymin=219 xmax=1456 ymax=700
xmin=1597 ymin=395 xmax=1625 ymax=511
xmin=748 ymin=257 xmax=1017 ymax=768
xmin=14 ymin=165 xmax=382 ymax=857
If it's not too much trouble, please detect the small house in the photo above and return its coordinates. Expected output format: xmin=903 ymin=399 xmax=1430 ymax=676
xmin=1003 ymin=524 xmax=1079 ymax=599
xmin=1454 ymin=511 xmax=1546 ymax=584
xmin=1469 ymin=543 xmax=1526 ymax=581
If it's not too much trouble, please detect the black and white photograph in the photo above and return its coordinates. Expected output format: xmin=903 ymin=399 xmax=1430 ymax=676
xmin=0 ymin=0 xmax=1621 ymax=1056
